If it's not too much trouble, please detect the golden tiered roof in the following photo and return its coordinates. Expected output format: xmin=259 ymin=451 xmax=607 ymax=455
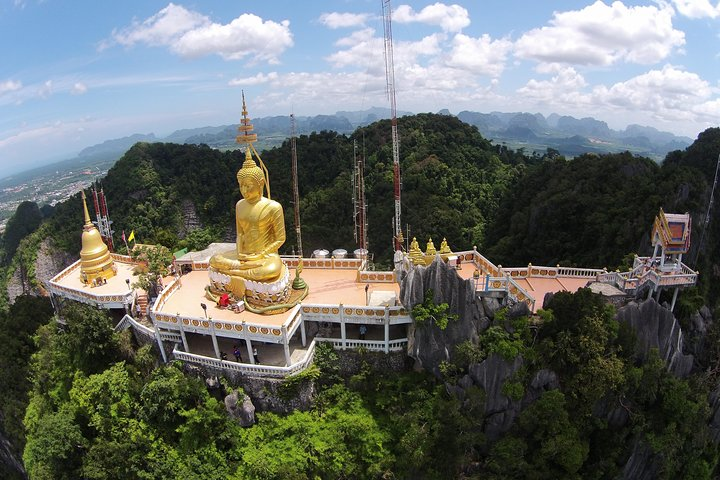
xmin=79 ymin=191 xmax=116 ymax=285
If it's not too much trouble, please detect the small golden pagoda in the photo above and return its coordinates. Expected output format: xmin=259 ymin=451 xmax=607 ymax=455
xmin=79 ymin=191 xmax=116 ymax=286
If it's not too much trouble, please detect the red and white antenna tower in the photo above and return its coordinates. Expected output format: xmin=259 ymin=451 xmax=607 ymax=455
xmin=382 ymin=0 xmax=403 ymax=251
xmin=91 ymin=185 xmax=114 ymax=251
xmin=290 ymin=113 xmax=303 ymax=258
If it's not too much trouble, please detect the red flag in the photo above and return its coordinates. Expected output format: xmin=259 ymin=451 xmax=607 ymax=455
xmin=121 ymin=230 xmax=126 ymax=242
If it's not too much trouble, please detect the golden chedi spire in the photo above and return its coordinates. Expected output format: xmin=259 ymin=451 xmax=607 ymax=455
xmin=79 ymin=191 xmax=116 ymax=286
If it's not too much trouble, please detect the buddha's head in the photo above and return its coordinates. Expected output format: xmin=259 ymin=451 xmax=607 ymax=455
xmin=237 ymin=149 xmax=265 ymax=202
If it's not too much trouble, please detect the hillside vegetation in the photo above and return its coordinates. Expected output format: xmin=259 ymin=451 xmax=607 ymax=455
xmin=1 ymin=115 xmax=719 ymax=479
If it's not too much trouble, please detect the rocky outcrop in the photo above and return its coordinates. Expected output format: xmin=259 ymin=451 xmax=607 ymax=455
xmin=7 ymin=238 xmax=73 ymax=304
xmin=616 ymin=298 xmax=693 ymax=378
xmin=0 ymin=428 xmax=25 ymax=480
xmin=686 ymin=306 xmax=713 ymax=361
xmin=622 ymin=439 xmax=661 ymax=480
xmin=402 ymin=257 xmax=494 ymax=375
xmin=224 ymin=390 xmax=256 ymax=427
xmin=521 ymin=369 xmax=560 ymax=408
xmin=468 ymin=354 xmax=524 ymax=441
xmin=709 ymin=383 xmax=720 ymax=444
xmin=178 ymin=199 xmax=202 ymax=238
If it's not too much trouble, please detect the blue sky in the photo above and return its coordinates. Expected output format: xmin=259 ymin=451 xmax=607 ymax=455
xmin=1 ymin=0 xmax=719 ymax=177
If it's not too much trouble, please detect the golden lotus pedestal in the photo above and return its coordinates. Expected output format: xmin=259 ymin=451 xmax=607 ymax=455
xmin=207 ymin=264 xmax=300 ymax=314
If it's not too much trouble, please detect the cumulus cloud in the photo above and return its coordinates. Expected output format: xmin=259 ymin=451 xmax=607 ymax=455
xmin=228 ymin=72 xmax=279 ymax=86
xmin=71 ymin=82 xmax=88 ymax=95
xmin=515 ymin=1 xmax=685 ymax=66
xmin=517 ymin=66 xmax=589 ymax=103
xmin=671 ymin=0 xmax=720 ymax=18
xmin=108 ymin=3 xmax=293 ymax=63
xmin=593 ymin=65 xmax=711 ymax=116
xmin=444 ymin=33 xmax=513 ymax=77
xmin=0 ymin=80 xmax=22 ymax=95
xmin=394 ymin=3 xmax=470 ymax=32
xmin=319 ymin=12 xmax=370 ymax=29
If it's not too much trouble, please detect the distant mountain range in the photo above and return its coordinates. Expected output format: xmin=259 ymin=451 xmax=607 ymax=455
xmin=36 ymin=107 xmax=683 ymax=178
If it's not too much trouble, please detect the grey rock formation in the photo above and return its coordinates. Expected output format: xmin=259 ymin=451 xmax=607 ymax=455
xmin=179 ymin=199 xmax=203 ymax=238
xmin=469 ymin=354 xmax=524 ymax=441
xmin=0 ymin=427 xmax=25 ymax=480
xmin=401 ymin=256 xmax=493 ymax=375
xmin=616 ymin=298 xmax=693 ymax=378
xmin=686 ymin=306 xmax=713 ymax=360
xmin=224 ymin=390 xmax=255 ymax=427
xmin=521 ymin=369 xmax=559 ymax=408
xmin=7 ymin=237 xmax=73 ymax=303
xmin=622 ymin=439 xmax=661 ymax=480
xmin=709 ymin=383 xmax=720 ymax=444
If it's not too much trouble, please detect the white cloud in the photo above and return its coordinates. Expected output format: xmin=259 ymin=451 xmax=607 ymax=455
xmin=38 ymin=80 xmax=53 ymax=99
xmin=444 ymin=34 xmax=513 ymax=77
xmin=517 ymin=66 xmax=589 ymax=103
xmin=593 ymin=65 xmax=712 ymax=117
xmin=394 ymin=3 xmax=470 ymax=33
xmin=228 ymin=72 xmax=279 ymax=86
xmin=335 ymin=28 xmax=375 ymax=47
xmin=111 ymin=3 xmax=208 ymax=48
xmin=0 ymin=80 xmax=22 ymax=95
xmin=108 ymin=3 xmax=293 ymax=63
xmin=319 ymin=12 xmax=370 ymax=29
xmin=671 ymin=0 xmax=720 ymax=18
xmin=71 ymin=82 xmax=88 ymax=95
xmin=515 ymin=1 xmax=685 ymax=66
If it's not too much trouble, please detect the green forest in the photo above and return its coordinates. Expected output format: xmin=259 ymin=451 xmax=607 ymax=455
xmin=1 ymin=115 xmax=719 ymax=479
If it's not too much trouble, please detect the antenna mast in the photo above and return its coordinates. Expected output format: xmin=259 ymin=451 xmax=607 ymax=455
xmin=92 ymin=185 xmax=114 ymax=252
xmin=382 ymin=0 xmax=402 ymax=251
xmin=694 ymin=153 xmax=720 ymax=264
xmin=290 ymin=113 xmax=303 ymax=258
xmin=353 ymin=140 xmax=368 ymax=252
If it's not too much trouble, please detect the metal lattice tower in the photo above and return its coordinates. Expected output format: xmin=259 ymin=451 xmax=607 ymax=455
xmin=353 ymin=140 xmax=368 ymax=252
xmin=382 ymin=0 xmax=403 ymax=251
xmin=91 ymin=186 xmax=114 ymax=252
xmin=290 ymin=113 xmax=303 ymax=258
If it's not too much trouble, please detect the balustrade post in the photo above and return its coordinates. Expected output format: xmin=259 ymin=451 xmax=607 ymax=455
xmin=340 ymin=312 xmax=347 ymax=349
xmin=178 ymin=315 xmax=189 ymax=352
xmin=384 ymin=306 xmax=390 ymax=354
xmin=209 ymin=319 xmax=221 ymax=359
xmin=243 ymin=321 xmax=254 ymax=364
xmin=282 ymin=326 xmax=291 ymax=366
xmin=154 ymin=328 xmax=168 ymax=363
xmin=300 ymin=316 xmax=307 ymax=347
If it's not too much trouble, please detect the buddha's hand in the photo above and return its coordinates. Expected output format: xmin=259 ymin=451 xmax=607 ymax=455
xmin=236 ymin=253 xmax=264 ymax=262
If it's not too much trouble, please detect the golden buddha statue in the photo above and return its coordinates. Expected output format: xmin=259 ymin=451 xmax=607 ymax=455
xmin=425 ymin=237 xmax=437 ymax=256
xmin=439 ymin=237 xmax=452 ymax=255
xmin=408 ymin=237 xmax=425 ymax=265
xmin=209 ymin=149 xmax=289 ymax=303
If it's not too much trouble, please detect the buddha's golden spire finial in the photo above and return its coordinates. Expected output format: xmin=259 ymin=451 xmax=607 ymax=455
xmin=82 ymin=191 xmax=93 ymax=228
xmin=235 ymin=92 xmax=271 ymax=199
xmin=236 ymin=90 xmax=257 ymax=147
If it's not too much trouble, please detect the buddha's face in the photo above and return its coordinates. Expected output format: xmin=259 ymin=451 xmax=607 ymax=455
xmin=239 ymin=177 xmax=263 ymax=202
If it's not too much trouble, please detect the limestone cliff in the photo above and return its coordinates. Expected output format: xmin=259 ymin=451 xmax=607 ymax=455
xmin=401 ymin=256 xmax=493 ymax=375
xmin=615 ymin=298 xmax=694 ymax=378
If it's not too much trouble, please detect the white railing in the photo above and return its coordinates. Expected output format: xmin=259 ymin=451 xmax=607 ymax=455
xmin=115 ymin=314 xmax=155 ymax=337
xmin=500 ymin=265 xmax=602 ymax=278
xmin=171 ymin=341 xmax=316 ymax=378
xmin=299 ymin=303 xmax=412 ymax=325
xmin=597 ymin=261 xmax=698 ymax=293
xmin=483 ymin=276 xmax=536 ymax=311
xmin=281 ymin=255 xmax=364 ymax=270
xmin=315 ymin=337 xmax=408 ymax=352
